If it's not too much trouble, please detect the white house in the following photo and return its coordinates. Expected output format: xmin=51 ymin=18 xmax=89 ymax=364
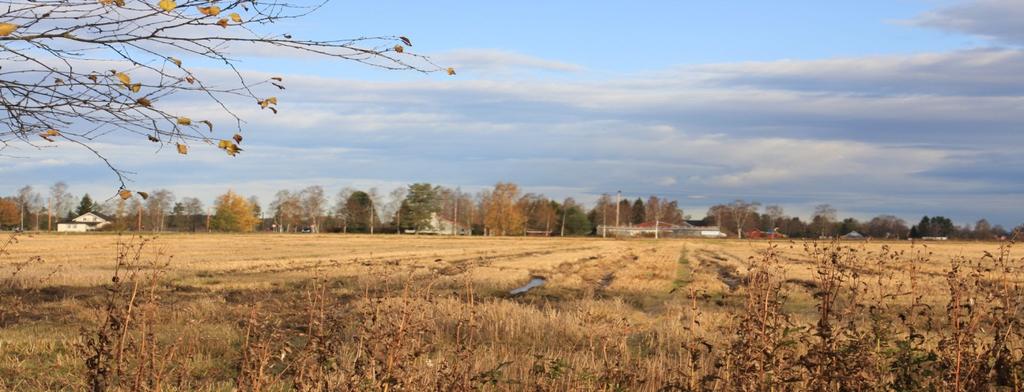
xmin=404 ymin=212 xmax=470 ymax=235
xmin=57 ymin=212 xmax=112 ymax=232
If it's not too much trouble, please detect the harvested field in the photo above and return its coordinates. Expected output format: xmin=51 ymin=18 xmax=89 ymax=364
xmin=0 ymin=233 xmax=1020 ymax=390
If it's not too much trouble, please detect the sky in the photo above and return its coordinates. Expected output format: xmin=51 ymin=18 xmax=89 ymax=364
xmin=2 ymin=0 xmax=1023 ymax=227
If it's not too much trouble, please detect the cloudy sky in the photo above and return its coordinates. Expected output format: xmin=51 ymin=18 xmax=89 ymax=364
xmin=2 ymin=0 xmax=1022 ymax=226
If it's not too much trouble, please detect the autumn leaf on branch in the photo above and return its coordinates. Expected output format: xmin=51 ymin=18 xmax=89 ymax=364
xmin=0 ymin=0 xmax=451 ymax=192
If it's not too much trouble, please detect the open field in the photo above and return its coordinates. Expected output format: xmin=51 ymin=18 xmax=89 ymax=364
xmin=1 ymin=233 xmax=1021 ymax=391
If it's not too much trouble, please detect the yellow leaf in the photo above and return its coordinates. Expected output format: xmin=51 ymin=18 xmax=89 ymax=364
xmin=258 ymin=99 xmax=268 ymax=109
xmin=0 ymin=23 xmax=17 ymax=37
xmin=176 ymin=143 xmax=188 ymax=155
xmin=114 ymin=0 xmax=124 ymax=6
xmin=393 ymin=44 xmax=404 ymax=53
xmin=198 ymin=5 xmax=220 ymax=16
xmin=168 ymin=57 xmax=182 ymax=67
xmin=158 ymin=0 xmax=176 ymax=12
xmin=447 ymin=67 xmax=456 ymax=76
xmin=43 ymin=129 xmax=60 ymax=136
xmin=118 ymin=189 xmax=132 ymax=200
xmin=224 ymin=143 xmax=241 ymax=156
xmin=137 ymin=191 xmax=149 ymax=200
xmin=98 ymin=0 xmax=114 ymax=5
xmin=130 ymin=83 xmax=141 ymax=93
xmin=136 ymin=97 xmax=152 ymax=107
xmin=229 ymin=12 xmax=242 ymax=22
xmin=266 ymin=96 xmax=277 ymax=105
xmin=177 ymin=117 xmax=191 ymax=125
xmin=217 ymin=139 xmax=231 ymax=149
xmin=116 ymin=72 xmax=131 ymax=87
xmin=216 ymin=18 xmax=228 ymax=28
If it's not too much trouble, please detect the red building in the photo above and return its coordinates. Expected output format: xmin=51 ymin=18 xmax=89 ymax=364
xmin=745 ymin=229 xmax=786 ymax=239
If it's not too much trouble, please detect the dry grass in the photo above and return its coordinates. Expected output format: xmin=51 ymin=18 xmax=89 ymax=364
xmin=0 ymin=233 xmax=1021 ymax=391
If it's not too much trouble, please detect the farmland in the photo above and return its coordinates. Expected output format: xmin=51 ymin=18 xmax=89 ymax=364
xmin=0 ymin=233 xmax=1020 ymax=390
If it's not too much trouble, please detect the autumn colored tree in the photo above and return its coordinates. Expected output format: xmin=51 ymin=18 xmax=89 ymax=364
xmin=480 ymin=182 xmax=525 ymax=236
xmin=210 ymin=190 xmax=257 ymax=232
xmin=0 ymin=198 xmax=19 ymax=228
xmin=0 ymin=0 xmax=449 ymax=192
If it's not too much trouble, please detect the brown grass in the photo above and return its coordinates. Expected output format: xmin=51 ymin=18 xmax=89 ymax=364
xmin=0 ymin=233 xmax=1021 ymax=391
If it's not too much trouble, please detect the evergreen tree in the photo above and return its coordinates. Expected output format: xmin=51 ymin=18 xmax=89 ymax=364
xmin=631 ymin=198 xmax=645 ymax=224
xmin=75 ymin=194 xmax=95 ymax=216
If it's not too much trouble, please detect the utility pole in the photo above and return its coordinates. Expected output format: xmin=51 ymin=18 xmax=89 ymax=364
xmin=47 ymin=197 xmax=52 ymax=231
xmin=602 ymin=202 xmax=608 ymax=238
xmin=369 ymin=199 xmax=374 ymax=235
xmin=560 ymin=203 xmax=567 ymax=237
xmin=615 ymin=190 xmax=621 ymax=228
xmin=453 ymin=195 xmax=459 ymax=235
xmin=206 ymin=208 xmax=211 ymax=232
xmin=20 ymin=202 xmax=25 ymax=231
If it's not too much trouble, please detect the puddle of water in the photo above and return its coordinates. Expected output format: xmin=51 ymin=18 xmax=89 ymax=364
xmin=510 ymin=276 xmax=547 ymax=295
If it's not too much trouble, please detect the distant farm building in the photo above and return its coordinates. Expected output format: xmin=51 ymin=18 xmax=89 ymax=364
xmin=404 ymin=212 xmax=470 ymax=235
xmin=57 ymin=212 xmax=112 ymax=232
xmin=598 ymin=221 xmax=725 ymax=238
xmin=746 ymin=229 xmax=787 ymax=240
xmin=841 ymin=231 xmax=866 ymax=240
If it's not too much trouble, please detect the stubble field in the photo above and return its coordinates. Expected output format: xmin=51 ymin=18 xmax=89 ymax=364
xmin=0 ymin=233 xmax=1019 ymax=391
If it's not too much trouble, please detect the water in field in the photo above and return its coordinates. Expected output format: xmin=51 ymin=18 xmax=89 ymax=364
xmin=510 ymin=276 xmax=546 ymax=295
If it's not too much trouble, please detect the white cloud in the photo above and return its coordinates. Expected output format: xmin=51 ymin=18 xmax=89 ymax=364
xmin=435 ymin=49 xmax=585 ymax=74
xmin=908 ymin=0 xmax=1024 ymax=45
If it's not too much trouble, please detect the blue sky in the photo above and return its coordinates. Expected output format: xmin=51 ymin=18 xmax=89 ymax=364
xmin=2 ymin=0 xmax=1023 ymax=227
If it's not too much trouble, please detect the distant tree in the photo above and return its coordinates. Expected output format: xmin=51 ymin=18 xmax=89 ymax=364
xmin=48 ymin=181 xmax=74 ymax=229
xmin=0 ymin=198 xmax=18 ymax=228
xmin=182 ymin=197 xmax=205 ymax=232
xmin=270 ymin=190 xmax=302 ymax=232
xmin=866 ymin=215 xmax=908 ymax=239
xmin=973 ymin=219 xmax=993 ymax=240
xmin=589 ymin=194 xmax=615 ymax=235
xmin=404 ymin=183 xmax=442 ymax=233
xmin=481 ymin=182 xmax=524 ymax=236
xmin=248 ymin=196 xmax=263 ymax=230
xmin=170 ymin=202 xmax=188 ymax=231
xmin=659 ymin=200 xmax=685 ymax=225
xmin=811 ymin=204 xmax=838 ymax=237
xmin=764 ymin=205 xmax=785 ymax=231
xmin=144 ymin=189 xmax=175 ymax=231
xmin=617 ymin=198 xmax=631 ymax=226
xmin=727 ymin=200 xmax=760 ymax=239
xmin=211 ymin=191 xmax=257 ymax=232
xmin=561 ymin=202 xmax=592 ymax=236
xmin=300 ymin=186 xmax=326 ymax=232
xmin=837 ymin=218 xmax=862 ymax=236
xmin=126 ymin=197 xmax=145 ymax=231
xmin=75 ymin=194 xmax=96 ymax=216
xmin=520 ymin=194 xmax=555 ymax=235
xmin=631 ymin=198 xmax=645 ymax=225
xmin=913 ymin=216 xmax=931 ymax=238
xmin=384 ymin=187 xmax=409 ymax=234
xmin=15 ymin=186 xmax=41 ymax=230
xmin=343 ymin=191 xmax=375 ymax=233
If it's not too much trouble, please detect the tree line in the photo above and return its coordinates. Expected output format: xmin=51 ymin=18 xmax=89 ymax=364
xmin=702 ymin=201 xmax=1020 ymax=240
xmin=1 ymin=182 xmax=1020 ymax=239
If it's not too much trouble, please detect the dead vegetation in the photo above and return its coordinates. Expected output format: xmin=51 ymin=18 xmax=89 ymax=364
xmin=1 ymin=233 xmax=1022 ymax=391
